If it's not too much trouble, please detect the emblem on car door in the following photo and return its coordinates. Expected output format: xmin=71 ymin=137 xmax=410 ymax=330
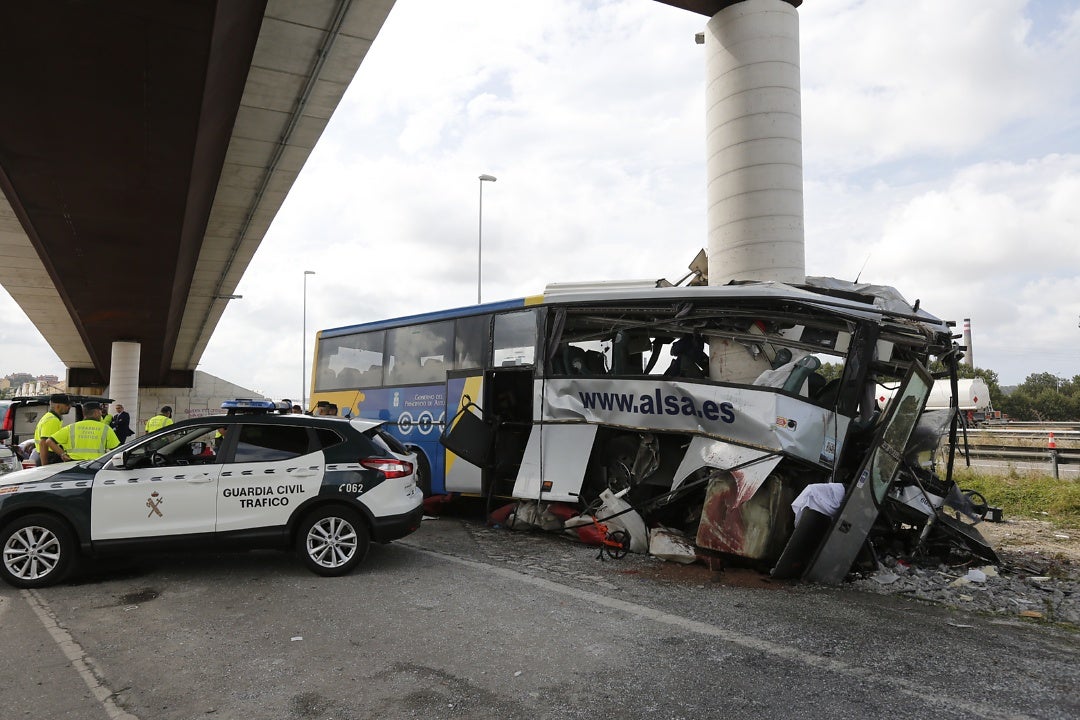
xmin=146 ymin=491 xmax=165 ymax=518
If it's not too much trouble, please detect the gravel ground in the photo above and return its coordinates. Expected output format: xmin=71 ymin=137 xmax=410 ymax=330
xmin=847 ymin=518 xmax=1080 ymax=627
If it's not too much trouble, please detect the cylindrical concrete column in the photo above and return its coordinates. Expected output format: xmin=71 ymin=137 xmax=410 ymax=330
xmin=706 ymin=0 xmax=804 ymax=383
xmin=109 ymin=341 xmax=141 ymax=436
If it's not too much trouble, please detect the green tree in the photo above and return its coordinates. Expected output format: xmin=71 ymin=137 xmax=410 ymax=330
xmin=1019 ymin=372 xmax=1062 ymax=395
xmin=1000 ymin=372 xmax=1080 ymax=421
xmin=818 ymin=361 xmax=843 ymax=382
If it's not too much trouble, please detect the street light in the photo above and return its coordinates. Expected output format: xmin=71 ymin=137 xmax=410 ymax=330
xmin=302 ymin=270 xmax=315 ymax=411
xmin=478 ymin=174 xmax=497 ymax=304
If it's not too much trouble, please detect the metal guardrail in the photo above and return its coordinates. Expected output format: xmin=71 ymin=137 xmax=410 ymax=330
xmin=948 ymin=427 xmax=1078 ymax=478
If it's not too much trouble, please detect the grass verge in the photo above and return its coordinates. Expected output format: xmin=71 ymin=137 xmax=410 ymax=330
xmin=952 ymin=468 xmax=1080 ymax=528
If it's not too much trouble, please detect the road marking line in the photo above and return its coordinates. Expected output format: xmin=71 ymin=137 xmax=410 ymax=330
xmin=412 ymin=546 xmax=1036 ymax=720
xmin=22 ymin=589 xmax=141 ymax=720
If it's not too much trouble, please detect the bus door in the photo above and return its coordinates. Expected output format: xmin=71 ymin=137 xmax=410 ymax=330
xmin=802 ymin=363 xmax=934 ymax=584
xmin=443 ymin=369 xmax=487 ymax=494
xmin=485 ymin=366 xmax=535 ymax=499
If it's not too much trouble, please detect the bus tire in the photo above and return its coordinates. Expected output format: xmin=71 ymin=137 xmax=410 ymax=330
xmin=411 ymin=450 xmax=432 ymax=497
xmin=295 ymin=506 xmax=370 ymax=577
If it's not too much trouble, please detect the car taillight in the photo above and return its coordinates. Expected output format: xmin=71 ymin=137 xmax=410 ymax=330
xmin=2 ymin=407 xmax=12 ymax=432
xmin=359 ymin=458 xmax=413 ymax=478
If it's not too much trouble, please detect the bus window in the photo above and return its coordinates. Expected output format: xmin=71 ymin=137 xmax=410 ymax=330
xmin=493 ymin=310 xmax=537 ymax=367
xmin=386 ymin=321 xmax=454 ymax=385
xmin=455 ymin=315 xmax=490 ymax=370
xmin=317 ymin=331 xmax=384 ymax=390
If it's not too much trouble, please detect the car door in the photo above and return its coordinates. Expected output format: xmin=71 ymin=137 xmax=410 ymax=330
xmin=215 ymin=422 xmax=325 ymax=534
xmin=91 ymin=424 xmax=222 ymax=541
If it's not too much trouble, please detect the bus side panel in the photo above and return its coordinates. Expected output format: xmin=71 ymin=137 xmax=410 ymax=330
xmin=349 ymin=385 xmax=450 ymax=493
xmin=444 ymin=374 xmax=485 ymax=494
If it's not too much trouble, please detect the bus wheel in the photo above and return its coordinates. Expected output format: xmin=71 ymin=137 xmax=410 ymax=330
xmin=295 ymin=506 xmax=370 ymax=576
xmin=411 ymin=450 xmax=432 ymax=497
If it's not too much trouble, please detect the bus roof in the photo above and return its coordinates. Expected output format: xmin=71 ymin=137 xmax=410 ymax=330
xmin=318 ymin=278 xmax=950 ymax=339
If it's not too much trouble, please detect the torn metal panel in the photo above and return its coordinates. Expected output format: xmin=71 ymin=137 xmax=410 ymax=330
xmin=694 ymin=459 xmax=786 ymax=560
xmin=511 ymin=423 xmax=596 ymax=502
xmin=670 ymin=437 xmax=777 ymax=491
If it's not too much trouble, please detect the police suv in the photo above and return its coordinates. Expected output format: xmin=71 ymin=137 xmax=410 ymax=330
xmin=0 ymin=400 xmax=424 ymax=588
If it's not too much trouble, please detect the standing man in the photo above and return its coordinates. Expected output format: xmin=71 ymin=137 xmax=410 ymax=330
xmin=34 ymin=393 xmax=71 ymax=466
xmin=111 ymin=403 xmax=134 ymax=444
xmin=145 ymin=405 xmax=174 ymax=434
xmin=43 ymin=401 xmax=120 ymax=463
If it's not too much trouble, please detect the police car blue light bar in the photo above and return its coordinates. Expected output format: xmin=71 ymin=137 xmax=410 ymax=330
xmin=221 ymin=398 xmax=277 ymax=411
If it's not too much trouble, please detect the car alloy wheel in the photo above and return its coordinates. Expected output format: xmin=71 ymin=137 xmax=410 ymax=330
xmin=297 ymin=506 xmax=370 ymax=577
xmin=1 ymin=514 xmax=76 ymax=588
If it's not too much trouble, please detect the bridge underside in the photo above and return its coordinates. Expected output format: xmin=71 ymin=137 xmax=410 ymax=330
xmin=0 ymin=0 xmax=394 ymax=388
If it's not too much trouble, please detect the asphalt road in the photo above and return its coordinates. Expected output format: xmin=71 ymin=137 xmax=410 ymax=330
xmin=2 ymin=512 xmax=1077 ymax=720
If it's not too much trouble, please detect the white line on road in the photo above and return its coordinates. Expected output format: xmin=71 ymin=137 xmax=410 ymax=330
xmin=21 ymin=589 xmax=141 ymax=720
xmin=412 ymin=546 xmax=1036 ymax=720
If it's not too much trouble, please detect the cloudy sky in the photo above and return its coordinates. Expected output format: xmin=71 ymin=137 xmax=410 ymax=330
xmin=3 ymin=0 xmax=1078 ymax=399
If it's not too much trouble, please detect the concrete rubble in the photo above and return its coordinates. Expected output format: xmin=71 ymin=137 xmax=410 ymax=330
xmin=849 ymin=553 xmax=1080 ymax=626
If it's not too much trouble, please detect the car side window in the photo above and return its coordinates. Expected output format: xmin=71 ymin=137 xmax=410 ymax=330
xmin=233 ymin=424 xmax=311 ymax=463
xmin=123 ymin=425 xmax=220 ymax=469
xmin=315 ymin=428 xmax=344 ymax=450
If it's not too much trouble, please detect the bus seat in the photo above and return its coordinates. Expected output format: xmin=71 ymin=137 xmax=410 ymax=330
xmin=551 ymin=352 xmax=568 ymax=375
xmin=337 ymin=367 xmax=361 ymax=385
xmin=582 ymin=349 xmax=607 ymax=375
xmin=355 ymin=367 xmax=382 ymax=386
xmin=564 ymin=345 xmax=587 ymax=375
xmin=420 ymin=358 xmax=447 ymax=381
xmin=664 ymin=335 xmax=708 ymax=378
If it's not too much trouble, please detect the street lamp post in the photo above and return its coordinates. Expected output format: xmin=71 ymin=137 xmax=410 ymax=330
xmin=302 ymin=270 xmax=315 ymax=411
xmin=478 ymin=174 xmax=497 ymax=304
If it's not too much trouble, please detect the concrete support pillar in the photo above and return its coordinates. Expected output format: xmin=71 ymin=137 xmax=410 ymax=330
xmin=706 ymin=0 xmax=805 ymax=383
xmin=108 ymin=341 xmax=141 ymax=433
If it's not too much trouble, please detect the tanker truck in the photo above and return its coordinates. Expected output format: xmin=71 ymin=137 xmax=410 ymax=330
xmin=876 ymin=378 xmax=995 ymax=423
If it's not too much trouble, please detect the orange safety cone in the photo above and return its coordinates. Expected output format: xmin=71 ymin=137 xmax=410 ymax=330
xmin=1048 ymin=432 xmax=1057 ymax=449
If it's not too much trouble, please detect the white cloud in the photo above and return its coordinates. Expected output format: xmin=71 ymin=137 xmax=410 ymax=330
xmin=806 ymin=153 xmax=1080 ymax=384
xmin=801 ymin=0 xmax=1080 ymax=172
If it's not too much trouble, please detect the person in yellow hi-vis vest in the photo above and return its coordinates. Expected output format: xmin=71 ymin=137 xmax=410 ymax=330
xmin=44 ymin=401 xmax=120 ymax=462
xmin=34 ymin=393 xmax=72 ymax=465
xmin=145 ymin=406 xmax=174 ymax=435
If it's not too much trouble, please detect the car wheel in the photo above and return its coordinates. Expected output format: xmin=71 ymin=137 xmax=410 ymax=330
xmin=295 ymin=506 xmax=370 ymax=577
xmin=1 ymin=513 xmax=78 ymax=588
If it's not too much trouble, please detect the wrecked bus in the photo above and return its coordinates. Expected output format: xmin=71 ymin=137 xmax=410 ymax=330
xmin=313 ymin=277 xmax=994 ymax=583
